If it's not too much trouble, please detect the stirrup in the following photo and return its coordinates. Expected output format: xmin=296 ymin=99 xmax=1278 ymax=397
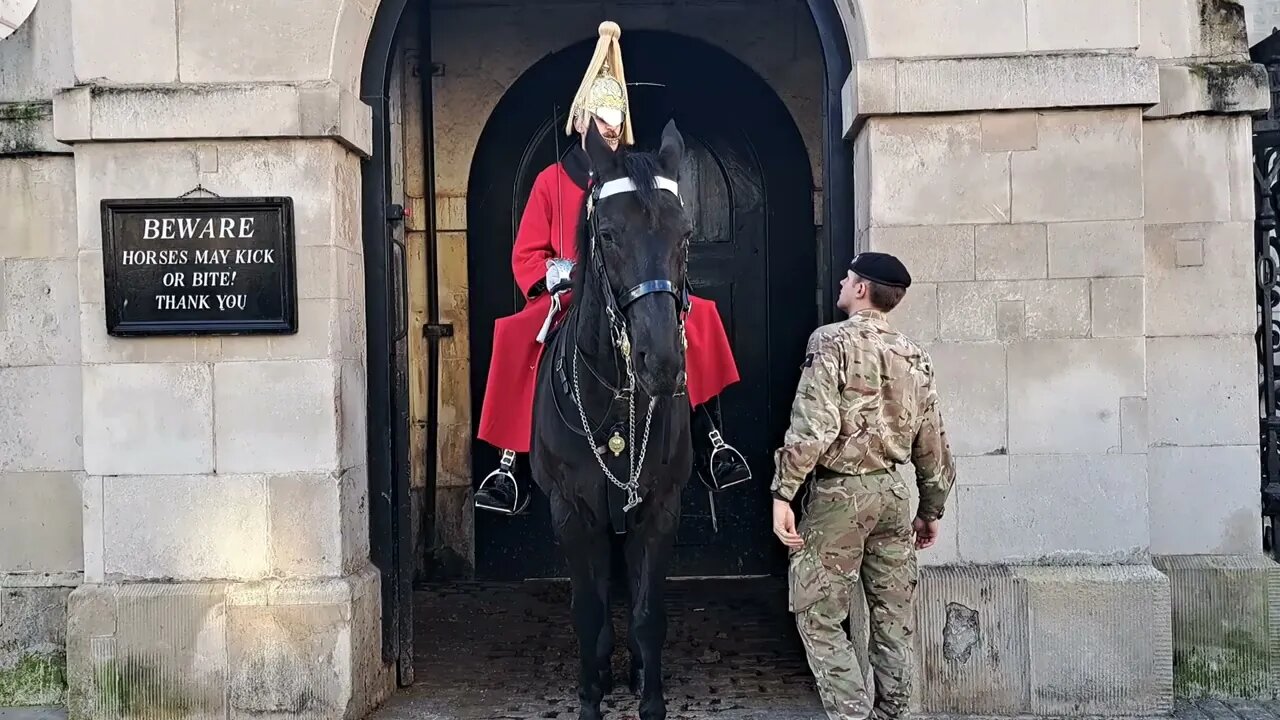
xmin=697 ymin=430 xmax=752 ymax=493
xmin=475 ymin=450 xmax=530 ymax=516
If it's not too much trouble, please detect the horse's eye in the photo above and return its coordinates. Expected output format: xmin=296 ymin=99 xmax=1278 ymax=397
xmin=598 ymin=229 xmax=616 ymax=245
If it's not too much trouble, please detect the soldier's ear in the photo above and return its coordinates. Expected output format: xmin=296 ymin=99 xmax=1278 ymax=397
xmin=583 ymin=120 xmax=618 ymax=178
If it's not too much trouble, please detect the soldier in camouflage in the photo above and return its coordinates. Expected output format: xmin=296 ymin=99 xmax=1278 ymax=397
xmin=770 ymin=251 xmax=957 ymax=720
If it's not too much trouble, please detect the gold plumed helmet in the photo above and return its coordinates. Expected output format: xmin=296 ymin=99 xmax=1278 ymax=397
xmin=565 ymin=21 xmax=634 ymax=146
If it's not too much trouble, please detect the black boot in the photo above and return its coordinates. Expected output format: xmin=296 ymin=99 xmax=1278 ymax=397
xmin=475 ymin=450 xmax=532 ymax=515
xmin=692 ymin=398 xmax=752 ymax=492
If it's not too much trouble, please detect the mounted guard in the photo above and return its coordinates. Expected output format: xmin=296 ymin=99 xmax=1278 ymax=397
xmin=475 ymin=21 xmax=751 ymax=516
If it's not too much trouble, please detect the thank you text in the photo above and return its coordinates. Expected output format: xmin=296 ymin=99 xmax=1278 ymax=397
xmin=100 ymin=197 xmax=297 ymax=336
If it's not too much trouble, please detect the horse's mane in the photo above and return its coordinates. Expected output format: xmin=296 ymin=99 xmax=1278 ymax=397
xmin=571 ymin=148 xmax=667 ymax=300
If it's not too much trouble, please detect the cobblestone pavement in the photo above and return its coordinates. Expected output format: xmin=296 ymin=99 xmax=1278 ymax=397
xmin=365 ymin=578 xmax=1280 ymax=720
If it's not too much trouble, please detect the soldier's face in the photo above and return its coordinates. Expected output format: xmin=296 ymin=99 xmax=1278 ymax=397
xmin=837 ymin=271 xmax=866 ymax=315
xmin=579 ymin=114 xmax=623 ymax=151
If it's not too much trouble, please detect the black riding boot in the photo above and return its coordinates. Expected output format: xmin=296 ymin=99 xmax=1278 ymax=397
xmin=692 ymin=397 xmax=752 ymax=492
xmin=474 ymin=449 xmax=532 ymax=516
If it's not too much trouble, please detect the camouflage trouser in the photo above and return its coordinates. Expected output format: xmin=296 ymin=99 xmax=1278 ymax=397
xmin=788 ymin=469 xmax=918 ymax=720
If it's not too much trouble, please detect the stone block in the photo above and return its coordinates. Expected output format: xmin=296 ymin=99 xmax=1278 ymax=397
xmin=0 ymin=259 xmax=79 ymax=367
xmin=1007 ymin=338 xmax=1145 ymax=454
xmin=339 ymin=360 xmax=367 ymax=472
xmin=865 ymin=225 xmax=974 ymax=282
xmin=1122 ymin=395 xmax=1149 ymax=454
xmin=268 ymin=474 xmax=342 ymax=578
xmin=975 ymin=224 xmax=1047 ymax=280
xmin=867 ymin=115 xmax=1010 ymax=226
xmin=0 ymin=585 xmax=71 ymax=706
xmin=1154 ymin=555 xmax=1280 ymax=700
xmin=1145 ymin=222 xmax=1254 ymax=337
xmin=1144 ymin=116 xmax=1253 ymax=225
xmin=1091 ymin=277 xmax=1145 ymax=338
xmin=0 ymin=157 xmax=76 ymax=260
xmin=958 ymin=455 xmax=1149 ymax=563
xmin=926 ymin=342 xmax=1007 ymax=456
xmin=844 ymin=59 xmax=897 ymax=122
xmin=1147 ymin=335 xmax=1255 ymax=447
xmin=914 ymin=564 xmax=1172 ymax=714
xmin=893 ymin=283 xmax=939 ymax=343
xmin=227 ymin=603 xmax=349 ymax=718
xmin=83 ymin=363 xmax=213 ymax=476
xmin=1146 ymin=62 xmax=1271 ymax=119
xmin=1047 ymin=220 xmax=1144 ymax=279
xmin=1140 ymin=0 xmax=1249 ymax=60
xmin=177 ymin=0 xmax=341 ymax=84
xmin=1011 ymin=109 xmax=1144 ymax=223
xmin=0 ymin=365 xmax=82 ymax=473
xmin=981 ymin=112 xmax=1038 ymax=152
xmin=0 ymin=473 xmax=82 ymax=574
xmin=886 ymin=55 xmax=1159 ymax=118
xmin=1027 ymin=0 xmax=1141 ymax=51
xmin=940 ymin=280 xmax=1090 ymax=341
xmin=102 ymin=474 xmax=269 ymax=581
xmin=1148 ymin=446 xmax=1261 ymax=555
xmin=213 ymin=361 xmax=339 ymax=474
xmin=261 ymin=299 xmax=341 ymax=362
xmin=0 ymin=0 xmax=74 ymax=103
xmin=858 ymin=0 xmax=1027 ymax=59
xmin=340 ymin=466 xmax=370 ymax=576
xmin=1019 ymin=565 xmax=1173 ymax=715
xmin=70 ymin=0 xmax=177 ymax=83
xmin=0 ymin=102 xmax=70 ymax=155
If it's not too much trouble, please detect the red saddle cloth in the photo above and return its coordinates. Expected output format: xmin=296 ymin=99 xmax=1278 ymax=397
xmin=477 ymin=290 xmax=739 ymax=453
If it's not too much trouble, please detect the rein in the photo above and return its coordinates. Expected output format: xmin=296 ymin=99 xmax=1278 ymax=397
xmin=556 ymin=172 xmax=690 ymax=513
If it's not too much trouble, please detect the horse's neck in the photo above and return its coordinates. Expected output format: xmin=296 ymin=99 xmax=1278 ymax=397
xmin=569 ymin=272 xmax=622 ymax=393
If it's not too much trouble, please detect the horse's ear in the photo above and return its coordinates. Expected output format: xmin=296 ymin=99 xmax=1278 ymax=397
xmin=583 ymin=121 xmax=618 ymax=177
xmin=658 ymin=119 xmax=684 ymax=180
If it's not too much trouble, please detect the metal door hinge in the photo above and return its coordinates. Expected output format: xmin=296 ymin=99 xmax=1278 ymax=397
xmin=387 ymin=204 xmax=405 ymax=223
xmin=424 ymin=323 xmax=454 ymax=339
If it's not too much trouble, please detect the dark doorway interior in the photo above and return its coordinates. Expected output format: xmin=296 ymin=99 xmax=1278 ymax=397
xmin=467 ymin=31 xmax=818 ymax=580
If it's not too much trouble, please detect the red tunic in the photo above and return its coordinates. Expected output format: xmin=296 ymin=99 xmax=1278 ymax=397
xmin=477 ymin=161 xmax=741 ymax=453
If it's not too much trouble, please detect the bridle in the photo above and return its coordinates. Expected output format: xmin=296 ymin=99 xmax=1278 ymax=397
xmin=565 ymin=171 xmax=690 ymax=513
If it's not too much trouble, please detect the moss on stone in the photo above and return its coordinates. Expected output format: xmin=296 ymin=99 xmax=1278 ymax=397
xmin=0 ymin=652 xmax=68 ymax=706
xmin=92 ymin=657 xmax=214 ymax=717
xmin=1173 ymin=628 xmax=1273 ymax=699
xmin=1185 ymin=62 xmax=1269 ymax=112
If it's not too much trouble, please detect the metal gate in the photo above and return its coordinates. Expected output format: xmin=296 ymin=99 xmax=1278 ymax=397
xmin=1251 ymin=32 xmax=1280 ymax=560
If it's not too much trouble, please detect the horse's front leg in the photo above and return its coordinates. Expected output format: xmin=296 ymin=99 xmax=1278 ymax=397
xmin=625 ymin=489 xmax=681 ymax=720
xmin=553 ymin=500 xmax=613 ymax=720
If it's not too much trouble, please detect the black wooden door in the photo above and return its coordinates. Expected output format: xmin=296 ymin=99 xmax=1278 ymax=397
xmin=469 ymin=31 xmax=816 ymax=580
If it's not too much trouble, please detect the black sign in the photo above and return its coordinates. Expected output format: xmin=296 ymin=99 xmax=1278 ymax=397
xmin=100 ymin=197 xmax=298 ymax=336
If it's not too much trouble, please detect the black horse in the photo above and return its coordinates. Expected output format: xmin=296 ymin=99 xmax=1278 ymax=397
xmin=529 ymin=119 xmax=694 ymax=720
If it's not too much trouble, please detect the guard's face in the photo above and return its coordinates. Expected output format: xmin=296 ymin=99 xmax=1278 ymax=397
xmin=579 ymin=112 xmax=623 ymax=151
xmin=837 ymin=271 xmax=865 ymax=315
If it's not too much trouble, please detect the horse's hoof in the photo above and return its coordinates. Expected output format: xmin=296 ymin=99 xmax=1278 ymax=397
xmin=599 ymin=671 xmax=614 ymax=695
xmin=638 ymin=701 xmax=667 ymax=720
xmin=577 ymin=709 xmax=603 ymax=720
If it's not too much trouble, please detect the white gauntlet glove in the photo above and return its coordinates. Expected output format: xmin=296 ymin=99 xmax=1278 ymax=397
xmin=545 ymin=258 xmax=574 ymax=294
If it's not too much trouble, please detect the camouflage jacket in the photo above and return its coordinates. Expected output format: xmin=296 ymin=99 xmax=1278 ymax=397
xmin=770 ymin=309 xmax=957 ymax=521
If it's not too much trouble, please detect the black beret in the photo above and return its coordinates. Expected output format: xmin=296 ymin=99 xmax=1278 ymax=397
xmin=850 ymin=252 xmax=912 ymax=289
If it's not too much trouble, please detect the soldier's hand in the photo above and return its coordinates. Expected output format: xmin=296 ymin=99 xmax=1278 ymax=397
xmin=772 ymin=499 xmax=804 ymax=549
xmin=913 ymin=517 xmax=940 ymax=549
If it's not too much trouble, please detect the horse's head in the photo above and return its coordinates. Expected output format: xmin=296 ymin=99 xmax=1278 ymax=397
xmin=581 ymin=119 xmax=691 ymax=397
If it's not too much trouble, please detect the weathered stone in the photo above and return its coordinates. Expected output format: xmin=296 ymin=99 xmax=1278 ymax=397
xmin=939 ymin=280 xmax=1090 ymax=341
xmin=70 ymin=0 xmax=177 ymax=83
xmin=1007 ymin=338 xmax=1145 ymax=454
xmin=893 ymin=283 xmax=939 ymax=343
xmin=214 ymin=361 xmax=339 ymax=474
xmin=925 ymin=342 xmax=1007 ymax=456
xmin=975 ymin=224 xmax=1047 ymax=280
xmin=1145 ymin=222 xmax=1254 ymax=337
xmin=0 ymin=259 xmax=79 ymax=367
xmin=981 ymin=111 xmax=1038 ymax=152
xmin=1148 ymin=446 xmax=1261 ymax=555
xmin=177 ymin=0 xmax=342 ymax=84
xmin=1091 ymin=277 xmax=1145 ymax=338
xmin=268 ymin=474 xmax=342 ymax=578
xmin=866 ymin=115 xmax=1010 ymax=226
xmin=858 ymin=0 xmax=1027 ymax=59
xmin=1011 ymin=109 xmax=1144 ymax=223
xmin=843 ymin=59 xmax=896 ymax=123
xmin=0 ymin=0 xmax=73 ymax=103
xmin=1121 ymin=396 xmax=1149 ymax=454
xmin=0 ymin=473 xmax=82 ymax=574
xmin=1140 ymin=0 xmax=1250 ymax=60
xmin=0 ymin=586 xmax=71 ymax=706
xmin=1047 ymin=220 xmax=1145 ymax=279
xmin=1019 ymin=565 xmax=1172 ymax=715
xmin=340 ymin=466 xmax=370 ymax=576
xmin=0 ymin=365 xmax=81 ymax=473
xmin=1146 ymin=62 xmax=1271 ymax=119
xmin=1153 ymin=554 xmax=1280 ymax=700
xmin=0 ymin=157 xmax=76 ymax=259
xmin=958 ymin=455 xmax=1149 ymax=563
xmin=0 ymin=102 xmax=70 ymax=155
xmin=1027 ymin=0 xmax=1141 ymax=51
xmin=866 ymin=225 xmax=974 ymax=282
xmin=1144 ymin=115 xmax=1253 ymax=225
xmin=83 ymin=363 xmax=213 ymax=476
xmin=339 ymin=360 xmax=367 ymax=473
xmin=1147 ymin=335 xmax=1256 ymax=447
